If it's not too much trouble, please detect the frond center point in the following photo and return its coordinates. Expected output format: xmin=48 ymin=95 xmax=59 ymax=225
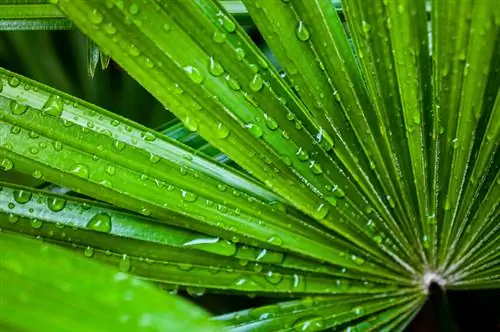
xmin=422 ymin=271 xmax=446 ymax=294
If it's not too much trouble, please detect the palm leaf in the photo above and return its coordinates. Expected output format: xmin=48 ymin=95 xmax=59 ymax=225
xmin=0 ymin=232 xmax=221 ymax=331
xmin=0 ymin=0 xmax=499 ymax=330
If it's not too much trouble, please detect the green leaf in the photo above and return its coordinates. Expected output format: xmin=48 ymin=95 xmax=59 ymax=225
xmin=0 ymin=3 xmax=71 ymax=30
xmin=216 ymin=293 xmax=422 ymax=331
xmin=53 ymin=0 xmax=417 ymax=280
xmin=0 ymin=68 xmax=408 ymax=281
xmin=0 ymin=183 xmax=407 ymax=293
xmin=0 ymin=232 xmax=221 ymax=331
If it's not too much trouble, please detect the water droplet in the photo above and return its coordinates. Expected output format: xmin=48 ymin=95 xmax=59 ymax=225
xmin=225 ymin=75 xmax=241 ymax=90
xmin=249 ymin=64 xmax=259 ymax=73
xmin=119 ymin=254 xmax=131 ymax=271
xmin=163 ymin=23 xmax=171 ymax=31
xmin=104 ymin=22 xmax=117 ymax=34
xmin=235 ymin=48 xmax=245 ymax=60
xmin=113 ymin=140 xmax=126 ymax=151
xmin=31 ymin=219 xmax=43 ymax=229
xmin=267 ymin=235 xmax=283 ymax=246
xmin=0 ymin=158 xmax=14 ymax=171
xmin=215 ymin=123 xmax=230 ymax=138
xmin=208 ymin=57 xmax=224 ymax=76
xmin=86 ymin=213 xmax=112 ymax=232
xmin=249 ymin=73 xmax=264 ymax=92
xmin=184 ymin=65 xmax=204 ymax=84
xmin=260 ymin=114 xmax=278 ymax=131
xmin=217 ymin=12 xmax=236 ymax=32
xmin=10 ymin=100 xmax=28 ymax=115
xmin=84 ymin=246 xmax=95 ymax=257
xmin=264 ymin=271 xmax=283 ymax=285
xmin=313 ymin=203 xmax=329 ymax=219
xmin=70 ymin=164 xmax=90 ymax=179
xmin=296 ymin=21 xmax=310 ymax=41
xmin=351 ymin=254 xmax=365 ymax=265
xmin=148 ymin=153 xmax=160 ymax=164
xmin=309 ymin=160 xmax=323 ymax=175
xmin=8 ymin=76 xmax=20 ymax=87
xmin=47 ymin=197 xmax=66 ymax=212
xmin=8 ymin=214 xmax=19 ymax=223
xmin=296 ymin=148 xmax=309 ymax=161
xmin=42 ymin=95 xmax=63 ymax=117
xmin=143 ymin=132 xmax=156 ymax=142
xmin=184 ymin=116 xmax=198 ymax=132
xmin=13 ymin=190 xmax=32 ymax=204
xmin=181 ymin=190 xmax=197 ymax=202
xmin=293 ymin=315 xmax=325 ymax=331
xmin=128 ymin=4 xmax=139 ymax=15
xmin=245 ymin=123 xmax=263 ymax=138
xmin=89 ymin=9 xmax=103 ymax=24
xmin=186 ymin=287 xmax=206 ymax=297
xmin=212 ymin=31 xmax=227 ymax=44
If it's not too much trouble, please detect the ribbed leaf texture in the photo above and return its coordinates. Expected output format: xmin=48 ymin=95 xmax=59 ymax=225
xmin=0 ymin=0 xmax=498 ymax=330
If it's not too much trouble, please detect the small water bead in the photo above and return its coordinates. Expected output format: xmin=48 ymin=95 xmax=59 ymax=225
xmin=10 ymin=125 xmax=21 ymax=135
xmin=225 ymin=75 xmax=241 ymax=90
xmin=313 ymin=203 xmax=329 ymax=219
xmin=30 ymin=219 xmax=43 ymax=229
xmin=84 ymin=246 xmax=95 ymax=257
xmin=235 ymin=48 xmax=245 ymax=60
xmin=296 ymin=148 xmax=309 ymax=161
xmin=181 ymin=190 xmax=197 ymax=202
xmin=10 ymin=100 xmax=28 ymax=115
xmin=128 ymin=4 xmax=139 ymax=15
xmin=186 ymin=287 xmax=206 ymax=297
xmin=267 ymin=235 xmax=283 ymax=246
xmin=280 ymin=155 xmax=292 ymax=166
xmin=245 ymin=123 xmax=263 ymax=138
xmin=113 ymin=140 xmax=126 ymax=151
xmin=296 ymin=21 xmax=311 ymax=41
xmin=265 ymin=271 xmax=283 ymax=285
xmin=128 ymin=44 xmax=140 ymax=56
xmin=249 ymin=73 xmax=264 ymax=92
xmin=119 ymin=254 xmax=131 ymax=272
xmin=143 ymin=132 xmax=156 ymax=142
xmin=47 ymin=197 xmax=66 ymax=212
xmin=351 ymin=254 xmax=365 ymax=265
xmin=104 ymin=23 xmax=117 ymax=35
xmin=8 ymin=214 xmax=19 ymax=223
xmin=217 ymin=12 xmax=236 ymax=32
xmin=309 ymin=160 xmax=323 ymax=175
xmin=32 ymin=169 xmax=42 ymax=179
xmin=293 ymin=316 xmax=325 ymax=332
xmin=89 ymin=9 xmax=103 ymax=24
xmin=148 ymin=153 xmax=160 ymax=164
xmin=86 ymin=213 xmax=112 ymax=232
xmin=70 ymin=164 xmax=90 ymax=179
xmin=42 ymin=95 xmax=63 ymax=117
xmin=13 ymin=190 xmax=32 ymax=204
xmin=184 ymin=65 xmax=204 ymax=84
xmin=249 ymin=63 xmax=259 ymax=73
xmin=215 ymin=123 xmax=230 ymax=138
xmin=212 ymin=31 xmax=227 ymax=44
xmin=5 ymin=76 xmax=22 ymax=89
xmin=208 ymin=57 xmax=224 ymax=76
xmin=0 ymin=158 xmax=14 ymax=171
